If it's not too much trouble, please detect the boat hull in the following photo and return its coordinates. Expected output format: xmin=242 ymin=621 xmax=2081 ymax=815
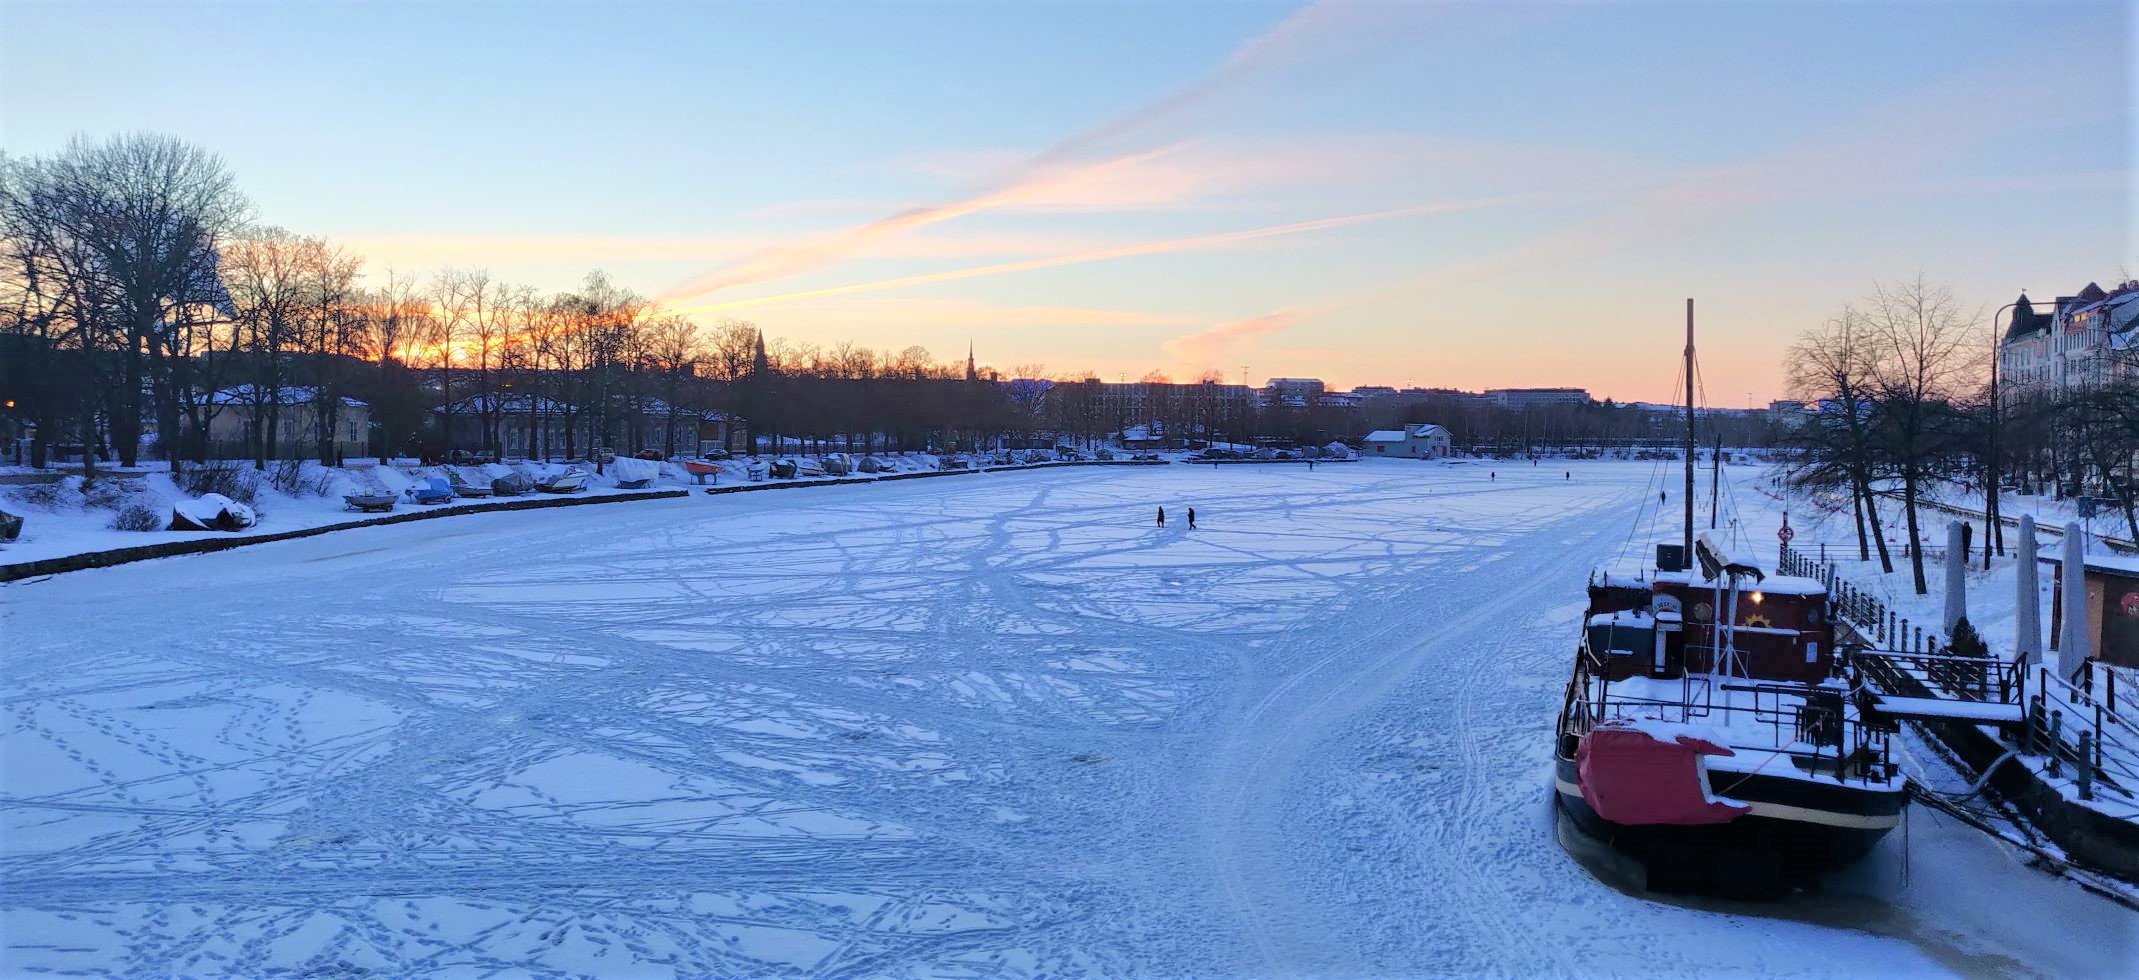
xmin=1552 ymin=757 xmax=1898 ymax=898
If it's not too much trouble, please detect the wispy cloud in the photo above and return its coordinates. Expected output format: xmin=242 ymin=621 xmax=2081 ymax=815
xmin=759 ymin=295 xmax=1202 ymax=330
xmin=1164 ymin=311 xmax=1308 ymax=363
xmin=665 ymin=195 xmax=1519 ymax=317
xmin=653 ymin=0 xmax=1483 ymax=307
xmin=332 ymin=228 xmax=1130 ymax=273
xmin=652 ymin=143 xmax=1193 ymax=303
xmin=1159 ymin=58 xmax=2123 ymax=363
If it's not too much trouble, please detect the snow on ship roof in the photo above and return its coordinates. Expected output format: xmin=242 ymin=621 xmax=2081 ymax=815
xmin=1588 ymin=610 xmax=1654 ymax=629
xmin=1753 ymin=575 xmax=1826 ymax=596
xmin=1591 ymin=565 xmax=1653 ymax=590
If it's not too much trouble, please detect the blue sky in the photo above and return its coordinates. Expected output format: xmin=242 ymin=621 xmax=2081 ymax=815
xmin=3 ymin=0 xmax=2131 ymax=401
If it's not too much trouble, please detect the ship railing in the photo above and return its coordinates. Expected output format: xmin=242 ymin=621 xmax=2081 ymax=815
xmin=1566 ymin=674 xmax=1889 ymax=784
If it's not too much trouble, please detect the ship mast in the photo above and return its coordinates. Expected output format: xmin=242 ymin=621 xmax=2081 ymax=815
xmin=1683 ymin=299 xmax=1695 ymax=562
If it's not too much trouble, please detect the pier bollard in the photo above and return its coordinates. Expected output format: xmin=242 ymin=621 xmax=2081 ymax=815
xmin=2076 ymin=732 xmax=2094 ymax=801
xmin=2048 ymin=710 xmax=2064 ymax=778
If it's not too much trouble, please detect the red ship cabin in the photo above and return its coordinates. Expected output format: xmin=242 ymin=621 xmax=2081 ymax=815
xmin=1585 ymin=536 xmax=1836 ymax=684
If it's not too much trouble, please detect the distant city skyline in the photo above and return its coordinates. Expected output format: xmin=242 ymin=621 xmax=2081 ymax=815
xmin=3 ymin=0 xmax=2130 ymax=402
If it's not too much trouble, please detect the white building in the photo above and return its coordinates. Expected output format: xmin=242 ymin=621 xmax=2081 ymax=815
xmin=1262 ymin=377 xmax=1327 ymax=408
xmin=1999 ymin=281 xmax=2139 ymax=398
xmin=1484 ymin=387 xmax=1590 ymax=410
xmin=1362 ymin=423 xmax=1453 ymax=458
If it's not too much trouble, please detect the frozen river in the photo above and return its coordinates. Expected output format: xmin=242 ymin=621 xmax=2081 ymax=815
xmin=3 ymin=461 xmax=2130 ymax=976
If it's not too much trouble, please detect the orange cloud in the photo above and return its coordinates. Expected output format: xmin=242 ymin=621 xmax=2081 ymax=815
xmin=1163 ymin=311 xmax=1305 ymax=363
xmin=666 ymin=196 xmax=1519 ymax=317
xmin=336 ymin=228 xmax=1125 ymax=272
xmin=654 ymin=1 xmax=1482 ymax=307
xmin=651 ymin=143 xmax=1192 ymax=304
xmin=760 ymin=296 xmax=1202 ymax=330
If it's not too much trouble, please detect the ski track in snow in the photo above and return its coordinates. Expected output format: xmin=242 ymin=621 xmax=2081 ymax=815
xmin=2 ymin=462 xmax=2131 ymax=977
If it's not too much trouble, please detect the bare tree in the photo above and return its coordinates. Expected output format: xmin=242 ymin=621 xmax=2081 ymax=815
xmin=1863 ymin=276 xmax=1982 ymax=594
xmin=301 ymin=238 xmax=363 ymax=464
xmin=644 ymin=316 xmax=700 ymax=457
xmin=0 ymin=134 xmax=246 ymax=472
xmin=1786 ymin=307 xmax=1893 ymax=571
xmin=223 ymin=228 xmax=311 ymax=465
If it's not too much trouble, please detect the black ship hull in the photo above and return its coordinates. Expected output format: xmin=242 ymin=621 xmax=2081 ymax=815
xmin=1552 ymin=756 xmax=1900 ymax=899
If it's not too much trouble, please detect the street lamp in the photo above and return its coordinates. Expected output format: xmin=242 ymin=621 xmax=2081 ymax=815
xmin=1984 ymin=295 xmax=2034 ymax=570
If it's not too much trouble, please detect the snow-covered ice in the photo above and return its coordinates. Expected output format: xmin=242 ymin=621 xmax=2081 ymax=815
xmin=3 ymin=462 xmax=2132 ymax=976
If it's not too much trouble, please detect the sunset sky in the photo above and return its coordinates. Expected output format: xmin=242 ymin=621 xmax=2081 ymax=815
xmin=3 ymin=1 xmax=2131 ymax=402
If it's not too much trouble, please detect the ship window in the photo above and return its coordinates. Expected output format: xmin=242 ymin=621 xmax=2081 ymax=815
xmin=1804 ymin=641 xmax=1819 ymax=663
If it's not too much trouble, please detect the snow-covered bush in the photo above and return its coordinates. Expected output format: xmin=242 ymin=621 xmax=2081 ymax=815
xmin=108 ymin=503 xmax=162 ymax=532
xmin=7 ymin=482 xmax=68 ymax=510
xmin=267 ymin=460 xmax=337 ymax=498
xmin=182 ymin=462 xmax=259 ymax=504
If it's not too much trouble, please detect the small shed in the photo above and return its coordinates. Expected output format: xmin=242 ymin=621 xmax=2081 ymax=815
xmin=1362 ymin=423 xmax=1452 ymax=459
xmin=2050 ymin=551 xmax=2139 ymax=668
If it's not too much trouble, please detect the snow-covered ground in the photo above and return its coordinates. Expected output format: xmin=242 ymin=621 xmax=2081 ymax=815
xmin=2 ymin=461 xmax=2130 ymax=976
xmin=0 ymin=460 xmax=685 ymax=569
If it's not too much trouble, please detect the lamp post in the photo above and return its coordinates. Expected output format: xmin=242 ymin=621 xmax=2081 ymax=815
xmin=1984 ymin=296 xmax=2033 ymax=570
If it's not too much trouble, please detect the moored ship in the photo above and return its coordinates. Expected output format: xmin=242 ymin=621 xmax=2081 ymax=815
xmin=1552 ymin=302 xmax=1906 ymax=898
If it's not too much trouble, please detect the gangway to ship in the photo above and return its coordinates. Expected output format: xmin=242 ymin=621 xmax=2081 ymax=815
xmin=1842 ymin=642 xmax=2132 ymax=798
xmin=1846 ymin=646 xmax=2031 ymax=731
xmin=1863 ymin=693 xmax=2025 ymax=728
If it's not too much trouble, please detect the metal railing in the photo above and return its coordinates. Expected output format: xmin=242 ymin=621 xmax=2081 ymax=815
xmin=1564 ymin=645 xmax=1892 ymax=785
xmin=1782 ymin=543 xmax=2136 ymax=802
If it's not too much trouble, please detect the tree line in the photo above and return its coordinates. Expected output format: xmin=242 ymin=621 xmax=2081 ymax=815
xmin=0 ymin=134 xmax=1159 ymax=470
xmin=1781 ymin=274 xmax=2139 ymax=596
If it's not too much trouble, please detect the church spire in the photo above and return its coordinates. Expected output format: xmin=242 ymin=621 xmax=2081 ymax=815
xmin=965 ymin=340 xmax=977 ymax=382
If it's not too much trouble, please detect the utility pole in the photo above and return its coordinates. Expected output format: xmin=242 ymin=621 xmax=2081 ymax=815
xmin=1711 ymin=433 xmax=1722 ymax=529
xmin=1987 ymin=305 xmax=2004 ymax=569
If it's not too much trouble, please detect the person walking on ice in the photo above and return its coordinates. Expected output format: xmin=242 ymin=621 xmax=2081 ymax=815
xmin=1187 ymin=507 xmax=1197 ymax=529
xmin=1156 ymin=506 xmax=1166 ymax=526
